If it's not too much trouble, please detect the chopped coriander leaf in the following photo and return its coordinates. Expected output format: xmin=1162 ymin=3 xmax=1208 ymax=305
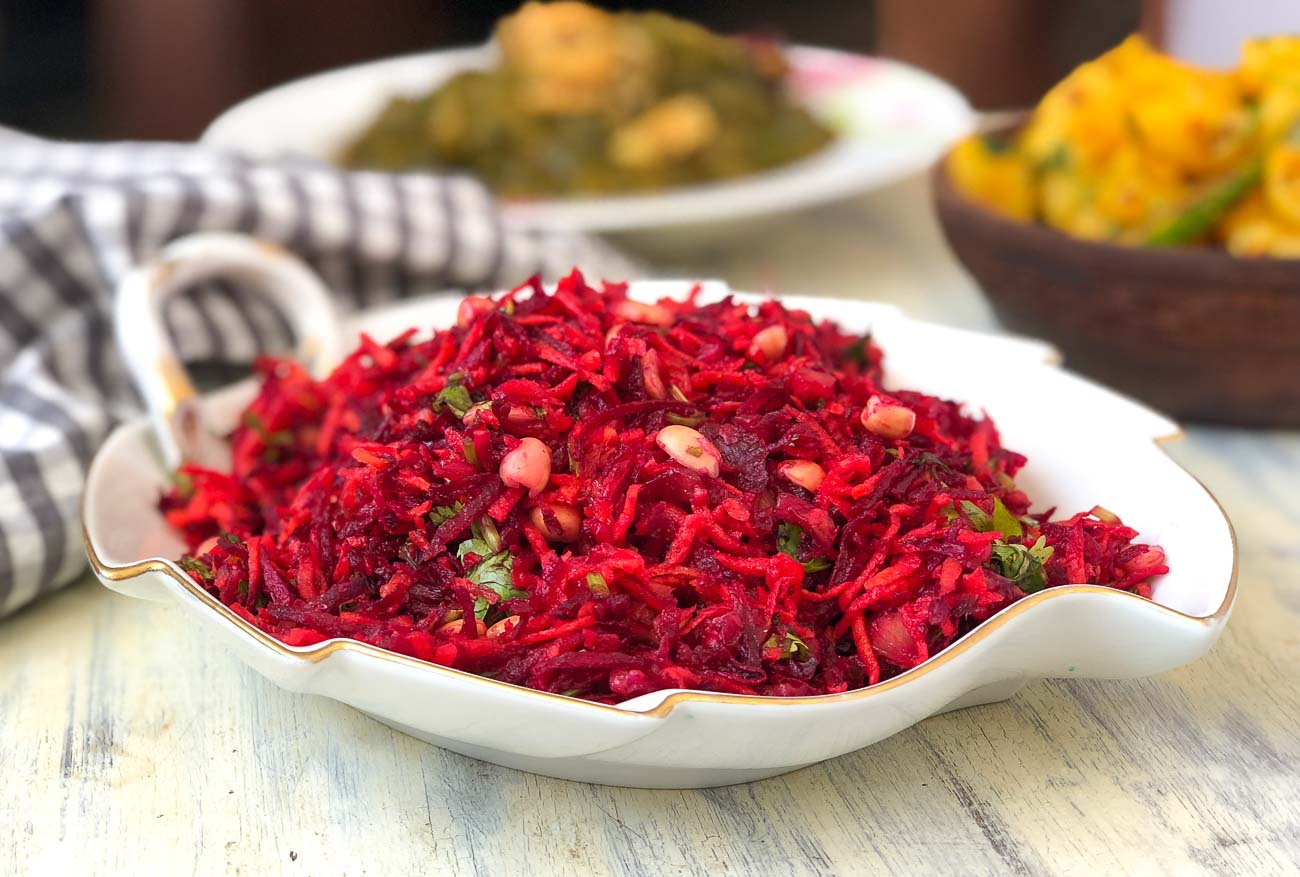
xmin=960 ymin=500 xmax=992 ymax=532
xmin=777 ymin=522 xmax=803 ymax=558
xmin=990 ymin=497 xmax=1023 ymax=538
xmin=429 ymin=501 xmax=464 ymax=526
xmin=433 ymin=375 xmax=474 ymax=418
xmin=177 ymin=556 xmax=213 ymax=580
xmin=457 ymin=519 xmax=526 ymax=617
xmin=764 ymin=630 xmax=811 ymax=661
xmin=989 ymin=535 xmax=1054 ymax=593
xmin=777 ymin=522 xmax=831 ymax=573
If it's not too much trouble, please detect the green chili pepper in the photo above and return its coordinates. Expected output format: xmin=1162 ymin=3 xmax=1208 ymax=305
xmin=1145 ymin=162 xmax=1262 ymax=247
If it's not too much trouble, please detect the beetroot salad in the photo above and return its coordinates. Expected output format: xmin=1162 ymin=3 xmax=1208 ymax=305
xmin=161 ymin=272 xmax=1168 ymax=702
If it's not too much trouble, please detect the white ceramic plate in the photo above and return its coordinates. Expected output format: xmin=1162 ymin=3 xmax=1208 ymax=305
xmin=202 ymin=45 xmax=974 ymax=233
xmin=84 ymin=235 xmax=1236 ymax=788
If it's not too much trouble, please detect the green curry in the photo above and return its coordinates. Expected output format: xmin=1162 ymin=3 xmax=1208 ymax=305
xmin=341 ymin=3 xmax=834 ymax=197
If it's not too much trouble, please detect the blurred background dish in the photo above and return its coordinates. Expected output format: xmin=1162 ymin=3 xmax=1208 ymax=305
xmin=945 ymin=35 xmax=1300 ymax=256
xmin=934 ymin=32 xmax=1300 ymax=426
xmin=935 ymin=161 xmax=1300 ymax=426
xmin=203 ymin=43 xmax=972 ymax=236
xmin=340 ymin=3 xmax=838 ymax=197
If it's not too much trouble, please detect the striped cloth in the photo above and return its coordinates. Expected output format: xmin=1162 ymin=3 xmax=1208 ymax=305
xmin=0 ymin=128 xmax=635 ymax=617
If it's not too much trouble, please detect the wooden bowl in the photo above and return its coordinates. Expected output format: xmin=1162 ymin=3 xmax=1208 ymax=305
xmin=933 ymin=162 xmax=1300 ymax=426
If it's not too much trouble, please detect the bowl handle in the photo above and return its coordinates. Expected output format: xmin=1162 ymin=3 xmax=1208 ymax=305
xmin=113 ymin=233 xmax=342 ymax=471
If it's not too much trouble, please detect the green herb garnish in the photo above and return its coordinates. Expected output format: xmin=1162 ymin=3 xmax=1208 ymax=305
xmin=960 ymin=500 xmax=992 ymax=532
xmin=242 ymin=411 xmax=293 ymax=447
xmin=764 ymin=630 xmax=811 ymax=662
xmin=777 ymin=522 xmax=802 ymax=557
xmin=989 ymin=535 xmax=1054 ymax=593
xmin=959 ymin=497 xmax=1022 ymax=537
xmin=429 ymin=502 xmax=464 ymax=526
xmin=990 ymin=497 xmax=1023 ymax=538
xmin=456 ymin=519 xmax=526 ymax=619
xmin=777 ymin=522 xmax=832 ymax=573
xmin=585 ymin=572 xmax=609 ymax=595
xmin=433 ymin=373 xmax=474 ymax=418
xmin=177 ymin=556 xmax=213 ymax=581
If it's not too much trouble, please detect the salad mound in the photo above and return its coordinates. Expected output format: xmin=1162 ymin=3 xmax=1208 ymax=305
xmin=162 ymin=273 xmax=1167 ymax=702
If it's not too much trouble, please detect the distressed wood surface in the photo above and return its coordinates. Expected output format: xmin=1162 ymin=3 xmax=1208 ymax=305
xmin=3 ymin=179 xmax=1298 ymax=876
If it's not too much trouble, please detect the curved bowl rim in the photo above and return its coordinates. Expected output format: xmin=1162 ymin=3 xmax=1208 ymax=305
xmin=83 ymin=362 xmax=1239 ymax=721
xmin=932 ymin=147 xmax=1300 ymax=285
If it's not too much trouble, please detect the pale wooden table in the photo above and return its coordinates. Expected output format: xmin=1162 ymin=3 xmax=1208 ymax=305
xmin=3 ymin=178 xmax=1298 ymax=876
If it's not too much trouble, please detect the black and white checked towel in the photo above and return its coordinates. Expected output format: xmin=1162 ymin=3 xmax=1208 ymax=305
xmin=0 ymin=127 xmax=635 ymax=617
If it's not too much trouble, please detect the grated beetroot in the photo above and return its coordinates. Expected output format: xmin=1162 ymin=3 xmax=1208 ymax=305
xmin=161 ymin=272 xmax=1169 ymax=702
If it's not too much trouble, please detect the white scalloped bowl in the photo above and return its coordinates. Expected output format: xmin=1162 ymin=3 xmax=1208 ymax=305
xmin=84 ymin=282 xmax=1236 ymax=789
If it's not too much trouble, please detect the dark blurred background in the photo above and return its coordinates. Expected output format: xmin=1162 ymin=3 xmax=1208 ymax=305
xmin=1 ymin=0 xmax=1140 ymax=142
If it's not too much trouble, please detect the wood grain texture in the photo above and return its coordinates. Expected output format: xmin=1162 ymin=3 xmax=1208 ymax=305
xmin=3 ymin=180 xmax=1298 ymax=876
